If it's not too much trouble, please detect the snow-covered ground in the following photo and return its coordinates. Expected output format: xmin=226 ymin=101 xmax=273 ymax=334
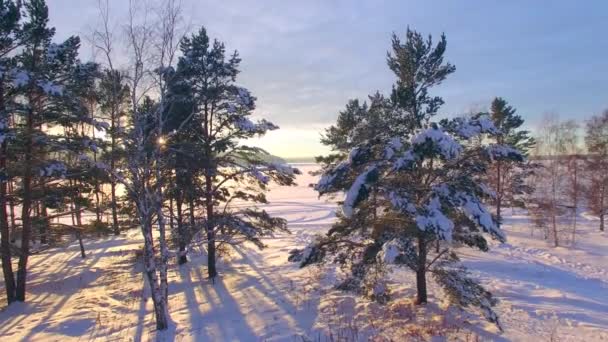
xmin=1 ymin=164 xmax=607 ymax=341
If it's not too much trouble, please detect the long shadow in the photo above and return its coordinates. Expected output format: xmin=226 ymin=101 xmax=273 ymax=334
xmin=0 ymin=249 xmax=81 ymax=334
xmin=1 ymin=241 xmax=122 ymax=339
xmin=230 ymin=246 xmax=317 ymax=333
xmin=196 ymin=266 xmax=259 ymax=340
xmin=171 ymin=264 xmax=207 ymax=336
xmin=16 ymin=244 xmax=113 ymax=341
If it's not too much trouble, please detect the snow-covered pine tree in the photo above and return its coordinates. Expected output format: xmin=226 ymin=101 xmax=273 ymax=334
xmin=8 ymin=0 xmax=101 ymax=301
xmin=292 ymin=29 xmax=523 ymax=328
xmin=585 ymin=110 xmax=608 ymax=232
xmin=484 ymin=98 xmax=535 ymax=226
xmin=163 ymin=65 xmax=203 ymax=265
xmin=169 ymin=27 xmax=299 ymax=279
xmin=0 ymin=0 xmax=21 ymax=305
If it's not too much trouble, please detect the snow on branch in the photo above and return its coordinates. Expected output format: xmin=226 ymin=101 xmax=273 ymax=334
xmin=415 ymin=196 xmax=454 ymax=241
xmin=449 ymin=115 xmax=497 ymax=139
xmin=389 ymin=190 xmax=416 ymax=214
xmin=11 ymin=69 xmax=30 ymax=87
xmin=384 ymin=137 xmax=403 ymax=159
xmin=37 ymin=80 xmax=64 ymax=96
xmin=458 ymin=192 xmax=505 ymax=242
xmin=411 ymin=126 xmax=462 ymax=160
xmin=233 ymin=116 xmax=278 ymax=134
xmin=343 ymin=165 xmax=378 ymax=218
xmin=485 ymin=144 xmax=524 ymax=162
xmin=236 ymin=87 xmax=253 ymax=107
xmin=433 ymin=263 xmax=502 ymax=330
xmin=39 ymin=161 xmax=67 ymax=177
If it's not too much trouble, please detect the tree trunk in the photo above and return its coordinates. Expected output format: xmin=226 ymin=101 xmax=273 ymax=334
xmin=496 ymin=160 xmax=502 ymax=229
xmin=205 ymin=174 xmax=216 ymax=279
xmin=16 ymin=101 xmax=34 ymax=302
xmin=600 ymin=186 xmax=605 ymax=232
xmin=189 ymin=197 xmax=195 ymax=230
xmin=110 ymin=111 xmax=120 ymax=235
xmin=8 ymin=181 xmax=16 ymax=243
xmin=0 ymin=182 xmax=15 ymax=304
xmin=40 ymin=201 xmax=48 ymax=244
xmin=176 ymin=194 xmax=187 ymax=265
xmin=572 ymin=158 xmax=578 ymax=244
xmin=77 ymin=231 xmax=86 ymax=258
xmin=168 ymin=196 xmax=174 ymax=231
xmin=141 ymin=217 xmax=169 ymax=330
xmin=154 ymin=151 xmax=169 ymax=308
xmin=92 ymin=128 xmax=102 ymax=223
xmin=415 ymin=233 xmax=427 ymax=305
xmin=0 ymin=111 xmax=16 ymax=303
xmin=110 ymin=180 xmax=119 ymax=235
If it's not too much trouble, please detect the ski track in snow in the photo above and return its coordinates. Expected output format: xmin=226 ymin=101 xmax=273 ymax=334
xmin=0 ymin=164 xmax=607 ymax=341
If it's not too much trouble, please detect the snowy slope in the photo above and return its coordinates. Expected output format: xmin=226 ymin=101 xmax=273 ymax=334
xmin=0 ymin=164 xmax=607 ymax=341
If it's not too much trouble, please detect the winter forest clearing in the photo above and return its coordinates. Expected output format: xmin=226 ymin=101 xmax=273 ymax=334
xmin=0 ymin=165 xmax=607 ymax=341
xmin=2 ymin=0 xmax=608 ymax=341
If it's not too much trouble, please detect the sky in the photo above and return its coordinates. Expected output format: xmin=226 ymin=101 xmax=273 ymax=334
xmin=48 ymin=0 xmax=608 ymax=159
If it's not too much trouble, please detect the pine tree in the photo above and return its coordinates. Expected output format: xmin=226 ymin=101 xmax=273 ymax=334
xmin=164 ymin=66 xmax=202 ymax=265
xmin=7 ymin=0 xmax=100 ymax=301
xmin=169 ymin=27 xmax=299 ymax=279
xmin=585 ymin=110 xmax=608 ymax=232
xmin=0 ymin=0 xmax=21 ymax=305
xmin=485 ymin=98 xmax=535 ymax=226
xmin=292 ymin=29 xmax=523 ymax=328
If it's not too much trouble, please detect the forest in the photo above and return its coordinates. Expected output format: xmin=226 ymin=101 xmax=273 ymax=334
xmin=0 ymin=1 xmax=607 ymax=341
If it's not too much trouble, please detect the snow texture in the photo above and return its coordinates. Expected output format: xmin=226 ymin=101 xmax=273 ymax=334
xmin=1 ymin=165 xmax=607 ymax=341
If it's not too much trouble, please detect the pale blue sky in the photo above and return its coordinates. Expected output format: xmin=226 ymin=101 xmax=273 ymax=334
xmin=49 ymin=1 xmax=608 ymax=158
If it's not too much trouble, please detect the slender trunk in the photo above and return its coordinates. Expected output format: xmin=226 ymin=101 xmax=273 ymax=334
xmin=154 ymin=93 xmax=169 ymax=321
xmin=110 ymin=110 xmax=120 ymax=235
xmin=110 ymin=180 xmax=119 ymax=235
xmin=0 ymin=177 xmax=15 ymax=304
xmin=155 ymin=157 xmax=169 ymax=313
xmin=203 ymin=100 xmax=217 ymax=280
xmin=551 ymin=165 xmax=559 ymax=247
xmin=77 ymin=231 xmax=86 ymax=258
xmin=141 ymin=216 xmax=169 ymax=330
xmin=94 ymin=183 xmax=102 ymax=222
xmin=176 ymin=194 xmax=187 ymax=264
xmin=0 ymin=82 xmax=16 ymax=303
xmin=572 ymin=159 xmax=577 ymax=243
xmin=496 ymin=160 xmax=502 ymax=228
xmin=188 ymin=197 xmax=195 ymax=229
xmin=16 ymin=96 xmax=34 ymax=302
xmin=8 ymin=181 xmax=16 ymax=243
xmin=169 ymin=196 xmax=174 ymax=231
xmin=415 ymin=232 xmax=427 ymax=305
xmin=205 ymin=174 xmax=216 ymax=279
xmin=92 ymin=128 xmax=102 ymax=223
xmin=74 ymin=183 xmax=83 ymax=227
xmin=40 ymin=201 xmax=48 ymax=244
xmin=600 ymin=186 xmax=605 ymax=232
